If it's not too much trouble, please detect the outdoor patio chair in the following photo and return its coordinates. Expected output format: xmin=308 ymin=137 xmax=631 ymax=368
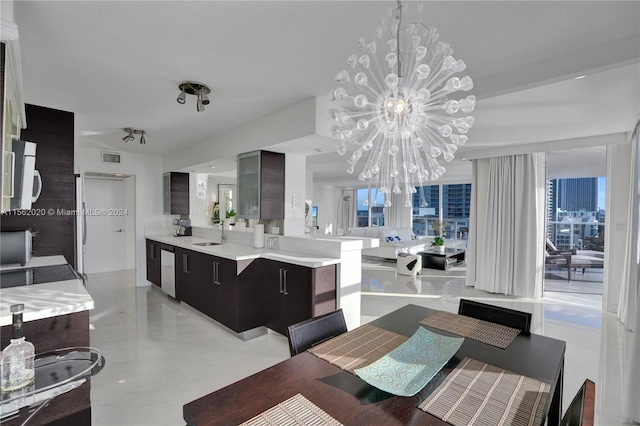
xmin=545 ymin=239 xmax=604 ymax=282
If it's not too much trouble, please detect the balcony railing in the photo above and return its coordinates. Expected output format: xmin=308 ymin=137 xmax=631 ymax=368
xmin=547 ymin=220 xmax=604 ymax=251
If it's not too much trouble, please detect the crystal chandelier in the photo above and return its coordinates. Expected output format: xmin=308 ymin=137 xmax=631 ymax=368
xmin=329 ymin=1 xmax=475 ymax=207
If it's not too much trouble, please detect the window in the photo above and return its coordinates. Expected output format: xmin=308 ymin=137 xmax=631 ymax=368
xmin=546 ymin=177 xmax=605 ymax=251
xmin=412 ymin=183 xmax=471 ymax=239
xmin=356 ymin=188 xmax=385 ymax=227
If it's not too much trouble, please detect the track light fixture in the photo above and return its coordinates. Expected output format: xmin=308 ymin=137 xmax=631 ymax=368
xmin=177 ymin=81 xmax=211 ymax=112
xmin=123 ymin=128 xmax=147 ymax=145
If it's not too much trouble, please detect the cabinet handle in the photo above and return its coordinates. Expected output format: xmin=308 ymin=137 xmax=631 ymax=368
xmin=283 ymin=269 xmax=288 ymax=295
xmin=150 ymin=243 xmax=155 ymax=259
xmin=279 ymin=268 xmax=284 ymax=294
xmin=214 ymin=262 xmax=220 ymax=285
xmin=183 ymin=254 xmax=189 ymax=273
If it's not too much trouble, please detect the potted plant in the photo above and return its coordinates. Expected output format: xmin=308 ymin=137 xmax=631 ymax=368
xmin=212 ymin=203 xmax=221 ymax=225
xmin=226 ymin=209 xmax=237 ymax=225
xmin=432 ymin=236 xmax=445 ymax=253
xmin=431 ymin=220 xmax=448 ymax=253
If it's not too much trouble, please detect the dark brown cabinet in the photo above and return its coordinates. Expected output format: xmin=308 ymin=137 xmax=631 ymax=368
xmin=257 ymin=259 xmax=337 ymax=336
xmin=237 ymin=150 xmax=285 ymax=219
xmin=163 ymin=172 xmax=189 ymax=215
xmin=201 ymin=254 xmax=251 ymax=331
xmin=146 ymin=241 xmax=337 ymax=337
xmin=1 ymin=105 xmax=76 ymax=266
xmin=175 ymin=247 xmax=202 ymax=306
xmin=146 ymin=239 xmax=161 ymax=286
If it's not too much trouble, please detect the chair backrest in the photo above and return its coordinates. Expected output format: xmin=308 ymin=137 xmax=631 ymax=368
xmin=287 ymin=309 xmax=347 ymax=357
xmin=546 ymin=238 xmax=559 ymax=252
xmin=458 ymin=299 xmax=532 ymax=333
xmin=561 ymin=379 xmax=595 ymax=426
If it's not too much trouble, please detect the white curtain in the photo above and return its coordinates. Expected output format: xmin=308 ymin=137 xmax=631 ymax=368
xmin=620 ymin=124 xmax=640 ymax=423
xmin=470 ymin=153 xmax=546 ymax=298
xmin=386 ymin=192 xmax=404 ymax=229
xmin=336 ymin=189 xmax=355 ymax=232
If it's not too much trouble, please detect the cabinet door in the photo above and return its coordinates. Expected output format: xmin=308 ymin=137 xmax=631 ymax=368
xmin=216 ymin=256 xmax=239 ymax=330
xmin=262 ymin=260 xmax=287 ymax=335
xmin=281 ymin=264 xmax=313 ymax=331
xmin=176 ymin=248 xmax=201 ymax=307
xmin=237 ymin=151 xmax=260 ymax=219
xmin=259 ymin=151 xmax=285 ymax=219
xmin=163 ymin=172 xmax=189 ymax=215
xmin=146 ymin=239 xmax=160 ymax=286
xmin=201 ymin=254 xmax=219 ymax=319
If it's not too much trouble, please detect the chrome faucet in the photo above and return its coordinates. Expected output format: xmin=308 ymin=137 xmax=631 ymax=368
xmin=220 ymin=223 xmax=227 ymax=243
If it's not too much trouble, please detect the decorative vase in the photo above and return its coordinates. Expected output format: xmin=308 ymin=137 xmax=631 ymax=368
xmin=434 ymin=245 xmax=445 ymax=254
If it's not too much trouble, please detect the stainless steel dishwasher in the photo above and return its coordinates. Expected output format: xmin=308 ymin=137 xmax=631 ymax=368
xmin=160 ymin=244 xmax=176 ymax=298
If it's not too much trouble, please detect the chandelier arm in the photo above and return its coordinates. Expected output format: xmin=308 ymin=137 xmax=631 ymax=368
xmin=368 ymin=48 xmax=389 ymax=95
xmin=421 ymin=124 xmax=456 ymax=153
xmin=426 ymin=55 xmax=457 ymax=90
xmin=394 ymin=1 xmax=403 ymax=79
xmin=344 ymin=78 xmax=383 ymax=100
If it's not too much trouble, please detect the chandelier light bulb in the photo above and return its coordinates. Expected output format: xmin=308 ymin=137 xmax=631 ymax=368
xmin=328 ymin=0 xmax=475 ymax=207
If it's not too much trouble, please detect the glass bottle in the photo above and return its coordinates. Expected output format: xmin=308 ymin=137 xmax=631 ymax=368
xmin=1 ymin=304 xmax=35 ymax=391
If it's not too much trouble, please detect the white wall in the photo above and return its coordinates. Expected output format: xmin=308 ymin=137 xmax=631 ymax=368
xmin=312 ymin=184 xmax=341 ymax=235
xmin=284 ymin=153 xmax=306 ymax=236
xmin=189 ymin=172 xmax=210 ymax=226
xmin=75 ymin=146 xmax=166 ymax=287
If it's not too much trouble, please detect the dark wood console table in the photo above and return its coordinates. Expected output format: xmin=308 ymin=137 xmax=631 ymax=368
xmin=418 ymin=248 xmax=466 ymax=270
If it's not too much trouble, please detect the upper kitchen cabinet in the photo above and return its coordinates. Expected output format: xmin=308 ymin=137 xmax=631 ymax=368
xmin=237 ymin=150 xmax=284 ymax=219
xmin=163 ymin=172 xmax=189 ymax=215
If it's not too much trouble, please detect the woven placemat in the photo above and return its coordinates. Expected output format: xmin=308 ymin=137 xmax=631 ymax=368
xmin=240 ymin=393 xmax=343 ymax=426
xmin=308 ymin=324 xmax=408 ymax=374
xmin=420 ymin=311 xmax=521 ymax=349
xmin=419 ymin=357 xmax=550 ymax=426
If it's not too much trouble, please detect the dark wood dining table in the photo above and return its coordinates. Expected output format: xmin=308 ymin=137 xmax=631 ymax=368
xmin=183 ymin=304 xmax=566 ymax=426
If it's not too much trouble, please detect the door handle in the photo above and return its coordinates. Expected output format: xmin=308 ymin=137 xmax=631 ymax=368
xmin=283 ymin=269 xmax=288 ymax=295
xmin=115 ymin=229 xmax=124 ymax=233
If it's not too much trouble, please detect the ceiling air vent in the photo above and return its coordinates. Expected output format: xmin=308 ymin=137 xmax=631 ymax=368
xmin=101 ymin=151 xmax=122 ymax=164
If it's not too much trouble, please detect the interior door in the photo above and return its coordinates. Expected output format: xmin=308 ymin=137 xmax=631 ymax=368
xmin=84 ymin=177 xmax=128 ymax=273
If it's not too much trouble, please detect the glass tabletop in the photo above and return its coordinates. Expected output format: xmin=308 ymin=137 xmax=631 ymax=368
xmin=1 ymin=347 xmax=105 ymax=418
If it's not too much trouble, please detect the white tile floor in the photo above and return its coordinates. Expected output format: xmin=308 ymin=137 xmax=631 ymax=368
xmin=86 ymin=263 xmax=633 ymax=425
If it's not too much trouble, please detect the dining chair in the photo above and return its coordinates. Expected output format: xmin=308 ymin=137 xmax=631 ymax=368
xmin=458 ymin=299 xmax=532 ymax=333
xmin=561 ymin=379 xmax=595 ymax=426
xmin=287 ymin=309 xmax=347 ymax=357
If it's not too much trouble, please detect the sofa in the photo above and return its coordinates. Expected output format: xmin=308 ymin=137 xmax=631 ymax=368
xmin=347 ymin=227 xmax=465 ymax=260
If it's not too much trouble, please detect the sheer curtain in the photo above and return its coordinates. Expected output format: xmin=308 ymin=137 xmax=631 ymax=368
xmin=619 ymin=124 xmax=640 ymax=423
xmin=336 ymin=189 xmax=355 ymax=233
xmin=468 ymin=153 xmax=545 ymax=298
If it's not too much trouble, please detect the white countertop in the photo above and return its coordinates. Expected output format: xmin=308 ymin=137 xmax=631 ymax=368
xmin=146 ymin=235 xmax=341 ymax=268
xmin=0 ymin=255 xmax=68 ymax=271
xmin=0 ymin=256 xmax=94 ymax=327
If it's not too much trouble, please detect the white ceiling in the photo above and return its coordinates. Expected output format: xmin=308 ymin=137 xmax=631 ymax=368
xmin=11 ymin=1 xmax=640 ymax=185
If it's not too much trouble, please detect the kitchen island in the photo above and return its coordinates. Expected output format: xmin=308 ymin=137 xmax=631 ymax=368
xmin=146 ymin=234 xmax=341 ymax=339
xmin=0 ymin=256 xmax=95 ymax=425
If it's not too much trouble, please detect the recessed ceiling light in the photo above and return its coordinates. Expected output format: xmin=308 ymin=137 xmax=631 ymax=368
xmin=574 ymin=75 xmax=587 ymax=80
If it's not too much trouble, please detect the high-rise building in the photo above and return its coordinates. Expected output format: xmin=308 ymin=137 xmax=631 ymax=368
xmin=556 ymin=178 xmax=598 ymax=211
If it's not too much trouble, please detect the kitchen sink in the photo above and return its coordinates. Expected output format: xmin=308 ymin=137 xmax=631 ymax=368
xmin=191 ymin=242 xmax=221 ymax=246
